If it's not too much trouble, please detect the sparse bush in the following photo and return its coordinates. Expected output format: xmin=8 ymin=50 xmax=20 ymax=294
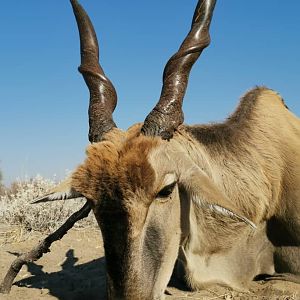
xmin=0 ymin=185 xmax=5 ymax=197
xmin=0 ymin=175 xmax=96 ymax=234
xmin=0 ymin=169 xmax=6 ymax=196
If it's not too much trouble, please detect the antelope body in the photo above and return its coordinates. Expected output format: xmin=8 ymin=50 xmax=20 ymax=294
xmin=36 ymin=0 xmax=300 ymax=299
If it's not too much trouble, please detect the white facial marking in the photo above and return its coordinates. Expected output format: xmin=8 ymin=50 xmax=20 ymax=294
xmin=162 ymin=173 xmax=176 ymax=187
xmin=191 ymin=195 xmax=257 ymax=229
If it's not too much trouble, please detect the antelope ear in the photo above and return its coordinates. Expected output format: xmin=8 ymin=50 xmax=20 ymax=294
xmin=32 ymin=177 xmax=84 ymax=204
xmin=180 ymin=166 xmax=256 ymax=229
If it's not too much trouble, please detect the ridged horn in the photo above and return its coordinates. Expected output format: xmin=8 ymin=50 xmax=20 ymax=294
xmin=70 ymin=0 xmax=117 ymax=143
xmin=141 ymin=0 xmax=217 ymax=140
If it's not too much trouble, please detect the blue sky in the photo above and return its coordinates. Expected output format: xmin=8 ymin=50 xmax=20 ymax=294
xmin=0 ymin=0 xmax=300 ymax=185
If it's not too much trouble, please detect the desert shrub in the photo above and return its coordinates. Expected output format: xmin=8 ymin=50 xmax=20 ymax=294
xmin=0 ymin=175 xmax=96 ymax=233
xmin=0 ymin=169 xmax=6 ymax=196
xmin=0 ymin=184 xmax=5 ymax=197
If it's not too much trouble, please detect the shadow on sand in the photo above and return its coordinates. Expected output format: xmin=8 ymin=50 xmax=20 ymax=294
xmin=14 ymin=249 xmax=107 ymax=300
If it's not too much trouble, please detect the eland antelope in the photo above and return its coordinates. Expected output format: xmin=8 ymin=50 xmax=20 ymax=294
xmin=35 ymin=0 xmax=300 ymax=299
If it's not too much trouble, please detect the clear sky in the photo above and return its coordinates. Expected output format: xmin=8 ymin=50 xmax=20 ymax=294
xmin=0 ymin=1 xmax=299 ymax=185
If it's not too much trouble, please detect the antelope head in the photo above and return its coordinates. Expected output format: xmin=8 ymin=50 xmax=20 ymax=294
xmin=36 ymin=1 xmax=255 ymax=299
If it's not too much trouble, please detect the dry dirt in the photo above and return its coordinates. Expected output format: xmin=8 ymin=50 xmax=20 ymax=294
xmin=0 ymin=225 xmax=299 ymax=300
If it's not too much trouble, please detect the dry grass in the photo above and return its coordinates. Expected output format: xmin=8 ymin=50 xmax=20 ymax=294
xmin=166 ymin=284 xmax=299 ymax=300
xmin=0 ymin=175 xmax=97 ymax=242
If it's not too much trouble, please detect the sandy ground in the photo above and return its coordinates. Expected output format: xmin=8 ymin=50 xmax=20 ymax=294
xmin=0 ymin=225 xmax=299 ymax=300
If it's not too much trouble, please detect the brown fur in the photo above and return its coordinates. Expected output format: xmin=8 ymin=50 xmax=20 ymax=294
xmin=70 ymin=126 xmax=166 ymax=298
xmin=71 ymin=126 xmax=160 ymax=209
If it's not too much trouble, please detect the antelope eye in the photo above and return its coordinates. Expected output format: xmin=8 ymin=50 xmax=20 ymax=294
xmin=156 ymin=182 xmax=176 ymax=198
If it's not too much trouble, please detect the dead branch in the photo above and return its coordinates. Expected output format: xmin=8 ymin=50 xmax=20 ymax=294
xmin=0 ymin=201 xmax=91 ymax=294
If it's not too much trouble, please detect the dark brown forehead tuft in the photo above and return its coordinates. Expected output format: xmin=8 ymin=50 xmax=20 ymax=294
xmin=71 ymin=128 xmax=160 ymax=205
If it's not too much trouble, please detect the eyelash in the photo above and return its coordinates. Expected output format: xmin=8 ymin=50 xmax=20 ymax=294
xmin=156 ymin=182 xmax=176 ymax=199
